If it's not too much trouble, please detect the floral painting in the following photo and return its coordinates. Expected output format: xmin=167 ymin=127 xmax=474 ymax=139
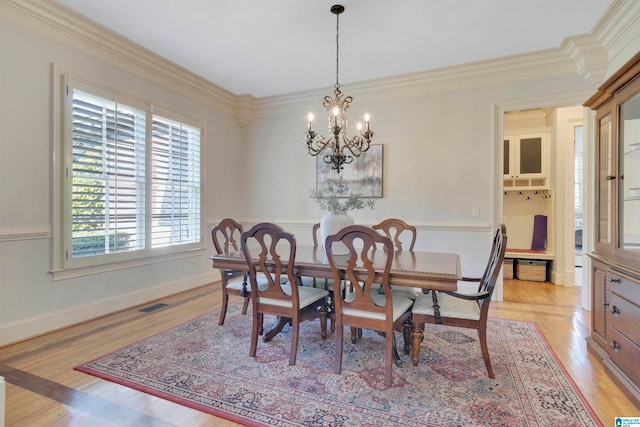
xmin=316 ymin=144 xmax=383 ymax=198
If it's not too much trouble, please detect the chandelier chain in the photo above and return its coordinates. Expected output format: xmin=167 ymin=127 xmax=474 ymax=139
xmin=335 ymin=13 xmax=340 ymax=90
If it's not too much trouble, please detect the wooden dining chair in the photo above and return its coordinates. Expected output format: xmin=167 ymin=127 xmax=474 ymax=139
xmin=372 ymin=218 xmax=420 ymax=301
xmin=372 ymin=218 xmax=417 ymax=252
xmin=211 ymin=218 xmax=253 ymax=326
xmin=298 ymin=223 xmax=336 ymax=338
xmin=241 ymin=222 xmax=329 ymax=365
xmin=326 ymin=225 xmax=414 ymax=386
xmin=410 ymin=224 xmax=507 ymax=378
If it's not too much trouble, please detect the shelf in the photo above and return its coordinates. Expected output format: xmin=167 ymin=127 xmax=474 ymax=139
xmin=504 ymin=177 xmax=549 ymax=190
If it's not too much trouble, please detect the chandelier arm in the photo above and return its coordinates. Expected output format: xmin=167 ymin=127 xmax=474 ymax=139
xmin=341 ymin=136 xmax=370 ymax=157
xmin=306 ymin=134 xmax=332 ymax=156
xmin=340 ymin=96 xmax=352 ymax=113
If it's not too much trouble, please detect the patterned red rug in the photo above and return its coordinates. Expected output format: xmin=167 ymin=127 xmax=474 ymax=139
xmin=75 ymin=302 xmax=602 ymax=426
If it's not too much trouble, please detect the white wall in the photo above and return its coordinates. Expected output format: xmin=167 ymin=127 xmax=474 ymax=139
xmin=1 ymin=0 xmax=639 ymax=346
xmin=0 ymin=11 xmax=242 ymax=346
xmin=243 ymin=79 xmax=597 ymax=279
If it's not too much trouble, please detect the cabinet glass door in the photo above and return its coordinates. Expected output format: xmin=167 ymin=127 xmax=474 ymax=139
xmin=519 ymin=137 xmax=542 ymax=174
xmin=503 ymin=140 xmax=510 ymax=176
xmin=597 ymin=113 xmax=612 ymax=247
xmin=619 ymin=91 xmax=640 ymax=253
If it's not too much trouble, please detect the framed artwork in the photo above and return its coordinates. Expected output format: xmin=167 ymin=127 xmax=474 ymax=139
xmin=316 ymin=144 xmax=383 ymax=198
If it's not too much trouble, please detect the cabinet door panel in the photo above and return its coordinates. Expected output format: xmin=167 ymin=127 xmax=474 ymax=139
xmin=503 ymin=140 xmax=510 ymax=175
xmin=519 ymin=137 xmax=542 ymax=174
xmin=619 ymin=90 xmax=640 ymax=254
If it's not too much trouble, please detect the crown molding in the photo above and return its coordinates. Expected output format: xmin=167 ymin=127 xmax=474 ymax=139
xmin=0 ymin=0 xmax=238 ymax=114
xmin=561 ymin=34 xmax=608 ymax=85
xmin=4 ymin=0 xmax=635 ymax=123
xmin=253 ymin=48 xmax=579 ymax=114
xmin=592 ymin=0 xmax=640 ymax=64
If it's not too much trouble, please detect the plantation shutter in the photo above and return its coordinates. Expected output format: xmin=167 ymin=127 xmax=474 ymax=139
xmin=70 ymin=90 xmax=147 ymax=258
xmin=151 ymin=116 xmax=201 ymax=248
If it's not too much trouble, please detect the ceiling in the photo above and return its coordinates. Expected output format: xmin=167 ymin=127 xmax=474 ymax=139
xmin=55 ymin=0 xmax=613 ymax=98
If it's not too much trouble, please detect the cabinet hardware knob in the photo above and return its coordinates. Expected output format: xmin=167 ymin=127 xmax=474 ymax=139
xmin=610 ymin=341 xmax=620 ymax=352
xmin=606 ymin=175 xmax=616 ymax=180
xmin=610 ymin=305 xmax=620 ymax=316
xmin=609 ymin=278 xmax=621 ymax=283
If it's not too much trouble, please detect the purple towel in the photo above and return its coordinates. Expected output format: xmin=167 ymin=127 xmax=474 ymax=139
xmin=531 ymin=215 xmax=547 ymax=251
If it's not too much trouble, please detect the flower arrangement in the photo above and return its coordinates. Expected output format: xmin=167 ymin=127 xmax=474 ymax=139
xmin=309 ymin=176 xmax=377 ymax=212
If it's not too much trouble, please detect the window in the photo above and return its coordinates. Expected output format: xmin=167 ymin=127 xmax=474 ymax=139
xmin=63 ymin=78 xmax=203 ymax=270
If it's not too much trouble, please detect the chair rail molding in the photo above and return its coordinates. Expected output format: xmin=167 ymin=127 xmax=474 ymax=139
xmin=0 ymin=225 xmax=51 ymax=242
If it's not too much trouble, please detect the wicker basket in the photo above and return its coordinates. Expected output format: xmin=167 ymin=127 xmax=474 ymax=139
xmin=515 ymin=260 xmax=547 ymax=282
xmin=503 ymin=259 xmax=514 ymax=279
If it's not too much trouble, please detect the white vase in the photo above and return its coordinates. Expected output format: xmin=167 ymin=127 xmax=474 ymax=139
xmin=320 ymin=211 xmax=354 ymax=255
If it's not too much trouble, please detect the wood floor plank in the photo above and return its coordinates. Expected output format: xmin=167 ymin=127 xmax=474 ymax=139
xmin=1 ymin=279 xmax=638 ymax=426
xmin=0 ymin=365 xmax=175 ymax=426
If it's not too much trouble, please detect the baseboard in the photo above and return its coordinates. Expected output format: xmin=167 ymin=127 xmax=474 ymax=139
xmin=0 ymin=273 xmax=212 ymax=347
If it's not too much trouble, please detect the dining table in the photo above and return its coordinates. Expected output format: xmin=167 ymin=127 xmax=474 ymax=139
xmin=210 ymin=245 xmax=461 ymax=291
xmin=210 ymin=244 xmax=462 ymax=364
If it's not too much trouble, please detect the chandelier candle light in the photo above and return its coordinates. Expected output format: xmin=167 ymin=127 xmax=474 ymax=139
xmin=305 ymin=4 xmax=374 ymax=173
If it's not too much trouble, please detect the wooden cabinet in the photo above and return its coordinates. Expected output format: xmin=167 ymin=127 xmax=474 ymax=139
xmin=585 ymin=51 xmax=640 ymax=408
xmin=503 ymin=129 xmax=550 ymax=189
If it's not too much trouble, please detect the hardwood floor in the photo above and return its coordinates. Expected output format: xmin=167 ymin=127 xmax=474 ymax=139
xmin=1 ymin=279 xmax=638 ymax=426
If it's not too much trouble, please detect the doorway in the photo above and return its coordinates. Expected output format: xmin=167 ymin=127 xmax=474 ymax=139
xmin=501 ymin=106 xmax=585 ymax=288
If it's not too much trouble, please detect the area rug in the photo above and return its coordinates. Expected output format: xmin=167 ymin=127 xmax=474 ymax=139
xmin=75 ymin=302 xmax=602 ymax=427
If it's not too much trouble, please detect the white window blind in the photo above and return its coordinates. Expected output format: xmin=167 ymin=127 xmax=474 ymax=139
xmin=151 ymin=116 xmax=201 ymax=248
xmin=65 ymin=78 xmax=203 ymax=268
xmin=71 ymin=90 xmax=147 ymax=258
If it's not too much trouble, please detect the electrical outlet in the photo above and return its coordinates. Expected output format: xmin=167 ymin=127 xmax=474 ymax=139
xmin=472 ymin=207 xmax=480 ymax=217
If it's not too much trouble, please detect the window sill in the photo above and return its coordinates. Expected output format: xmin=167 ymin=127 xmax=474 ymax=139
xmin=49 ymin=248 xmax=206 ymax=281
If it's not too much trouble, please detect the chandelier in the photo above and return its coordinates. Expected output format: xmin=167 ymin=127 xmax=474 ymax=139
xmin=305 ymin=4 xmax=373 ymax=173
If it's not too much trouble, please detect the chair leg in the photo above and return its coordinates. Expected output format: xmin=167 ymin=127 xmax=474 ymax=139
xmin=218 ymin=293 xmax=229 ymax=326
xmin=350 ymin=327 xmax=358 ymax=344
xmin=478 ymin=327 xmax=495 ymax=379
xmin=391 ymin=334 xmax=402 ymax=367
xmin=289 ymin=318 xmax=300 ymax=366
xmin=320 ymin=309 xmax=328 ymax=340
xmin=335 ymin=324 xmax=344 ymax=374
xmin=385 ymin=327 xmax=393 ymax=386
xmin=241 ymin=296 xmax=250 ymax=315
xmin=250 ymin=311 xmax=260 ymax=357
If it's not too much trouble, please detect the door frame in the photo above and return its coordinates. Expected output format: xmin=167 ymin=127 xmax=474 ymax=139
xmin=493 ymin=90 xmax=595 ymax=309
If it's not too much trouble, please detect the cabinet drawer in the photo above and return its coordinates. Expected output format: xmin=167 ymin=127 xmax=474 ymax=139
xmin=608 ymin=327 xmax=640 ymax=386
xmin=609 ymin=293 xmax=640 ymax=345
xmin=609 ymin=273 xmax=640 ymax=306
